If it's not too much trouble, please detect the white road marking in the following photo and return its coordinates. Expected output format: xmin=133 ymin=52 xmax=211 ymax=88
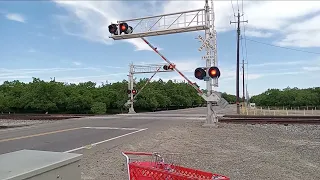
xmin=0 ymin=125 xmax=36 ymax=132
xmin=64 ymin=128 xmax=148 ymax=153
xmin=82 ymin=127 xmax=140 ymax=131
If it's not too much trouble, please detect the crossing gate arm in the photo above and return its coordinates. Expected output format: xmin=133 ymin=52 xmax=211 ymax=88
xmin=140 ymin=37 xmax=204 ymax=96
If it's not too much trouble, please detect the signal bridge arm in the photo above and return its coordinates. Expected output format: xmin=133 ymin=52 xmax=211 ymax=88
xmin=108 ymin=8 xmax=210 ymax=40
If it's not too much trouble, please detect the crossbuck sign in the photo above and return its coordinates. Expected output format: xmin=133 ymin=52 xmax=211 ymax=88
xmin=198 ymin=34 xmax=215 ymax=52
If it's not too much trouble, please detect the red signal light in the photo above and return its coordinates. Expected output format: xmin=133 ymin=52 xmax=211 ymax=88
xmin=210 ymin=69 xmax=217 ymax=76
xmin=120 ymin=24 xmax=126 ymax=31
xmin=132 ymin=89 xmax=137 ymax=95
xmin=208 ymin=67 xmax=220 ymax=78
xmin=118 ymin=23 xmax=133 ymax=34
xmin=127 ymin=90 xmax=131 ymax=94
xmin=119 ymin=23 xmax=130 ymax=34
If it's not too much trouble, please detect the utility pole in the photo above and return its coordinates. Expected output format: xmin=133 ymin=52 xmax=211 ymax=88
xmin=242 ymin=58 xmax=245 ymax=105
xmin=230 ymin=10 xmax=248 ymax=114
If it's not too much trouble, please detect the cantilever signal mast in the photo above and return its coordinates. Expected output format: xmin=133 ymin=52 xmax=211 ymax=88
xmin=126 ymin=63 xmax=174 ymax=113
xmin=109 ymin=0 xmax=228 ymax=125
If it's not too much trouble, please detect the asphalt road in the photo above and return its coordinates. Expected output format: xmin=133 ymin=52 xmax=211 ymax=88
xmin=0 ymin=107 xmax=221 ymax=155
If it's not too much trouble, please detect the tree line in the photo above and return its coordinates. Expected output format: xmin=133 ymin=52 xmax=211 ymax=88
xmin=1 ymin=78 xmax=316 ymax=114
xmin=0 ymin=78 xmax=206 ymax=114
xmin=250 ymin=87 xmax=320 ymax=108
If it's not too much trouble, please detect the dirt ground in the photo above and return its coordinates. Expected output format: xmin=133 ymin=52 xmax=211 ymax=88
xmin=79 ymin=120 xmax=320 ymax=180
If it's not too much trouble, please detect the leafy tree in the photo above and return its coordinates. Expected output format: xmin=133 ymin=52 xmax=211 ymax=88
xmin=91 ymin=102 xmax=107 ymax=114
xmin=250 ymin=87 xmax=320 ymax=108
xmin=5 ymin=77 xmax=318 ymax=114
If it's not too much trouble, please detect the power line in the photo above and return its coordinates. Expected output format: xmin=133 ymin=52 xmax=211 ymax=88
xmin=236 ymin=0 xmax=240 ymax=12
xmin=230 ymin=0 xmax=236 ymax=16
xmin=241 ymin=35 xmax=244 ymax=60
xmin=241 ymin=0 xmax=248 ymax=85
xmin=230 ymin=0 xmax=237 ymax=29
xmin=241 ymin=0 xmax=244 ymax=15
xmin=244 ymin=38 xmax=320 ymax=55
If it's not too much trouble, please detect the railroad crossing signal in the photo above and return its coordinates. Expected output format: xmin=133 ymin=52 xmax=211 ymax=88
xmin=208 ymin=67 xmax=220 ymax=78
xmin=109 ymin=23 xmax=133 ymax=35
xmin=163 ymin=64 xmax=175 ymax=71
xmin=194 ymin=68 xmax=206 ymax=80
xmin=127 ymin=89 xmax=137 ymax=95
xmin=132 ymin=89 xmax=137 ymax=95
xmin=108 ymin=24 xmax=118 ymax=35
xmin=194 ymin=66 xmax=220 ymax=80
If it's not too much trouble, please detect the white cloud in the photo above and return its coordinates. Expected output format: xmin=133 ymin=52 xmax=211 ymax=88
xmin=124 ymin=38 xmax=162 ymax=51
xmin=0 ymin=67 xmax=100 ymax=78
xmin=53 ymin=1 xmax=160 ymax=51
xmin=249 ymin=60 xmax=305 ymax=67
xmin=27 ymin=48 xmax=36 ymax=53
xmin=72 ymin=61 xmax=82 ymax=66
xmin=161 ymin=1 xmax=320 ymax=47
xmin=245 ymin=30 xmax=273 ymax=38
xmin=52 ymin=1 xmax=320 ymax=48
xmin=302 ymin=67 xmax=320 ymax=72
xmin=56 ymin=73 xmax=127 ymax=84
xmin=172 ymin=59 xmax=202 ymax=73
xmin=276 ymin=14 xmax=320 ymax=47
xmin=5 ymin=13 xmax=26 ymax=23
xmin=220 ymin=57 xmax=320 ymax=82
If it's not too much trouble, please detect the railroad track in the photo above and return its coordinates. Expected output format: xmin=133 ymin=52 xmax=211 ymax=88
xmin=220 ymin=115 xmax=320 ymax=124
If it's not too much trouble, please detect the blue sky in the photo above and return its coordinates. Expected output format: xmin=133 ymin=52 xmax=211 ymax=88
xmin=1 ymin=1 xmax=320 ymax=96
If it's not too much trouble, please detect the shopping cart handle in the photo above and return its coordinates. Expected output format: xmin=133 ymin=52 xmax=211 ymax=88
xmin=122 ymin=151 xmax=153 ymax=156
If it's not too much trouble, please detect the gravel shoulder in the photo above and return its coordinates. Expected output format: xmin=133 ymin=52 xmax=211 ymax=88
xmin=79 ymin=121 xmax=320 ymax=180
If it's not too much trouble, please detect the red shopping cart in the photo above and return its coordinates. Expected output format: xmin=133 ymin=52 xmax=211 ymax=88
xmin=122 ymin=151 xmax=230 ymax=180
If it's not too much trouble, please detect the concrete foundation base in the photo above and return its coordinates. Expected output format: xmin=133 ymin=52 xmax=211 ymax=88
xmin=128 ymin=108 xmax=136 ymax=114
xmin=202 ymin=122 xmax=219 ymax=128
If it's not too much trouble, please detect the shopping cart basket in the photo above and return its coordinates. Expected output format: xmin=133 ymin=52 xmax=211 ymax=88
xmin=122 ymin=151 xmax=230 ymax=180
